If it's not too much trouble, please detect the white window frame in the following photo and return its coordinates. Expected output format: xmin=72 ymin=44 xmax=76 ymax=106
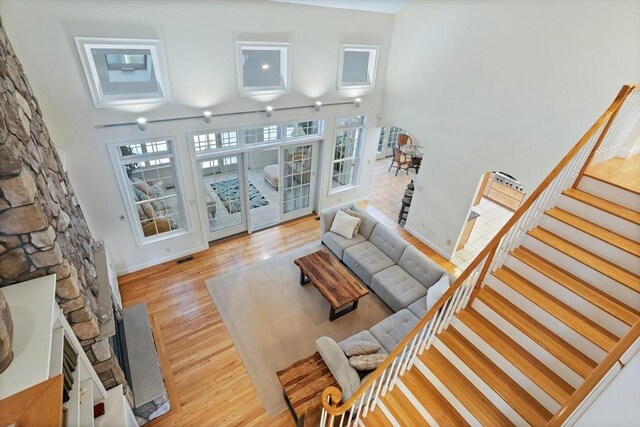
xmin=329 ymin=115 xmax=367 ymax=194
xmin=75 ymin=37 xmax=170 ymax=108
xmin=338 ymin=44 xmax=379 ymax=90
xmin=108 ymin=136 xmax=190 ymax=246
xmin=236 ymin=41 xmax=291 ymax=97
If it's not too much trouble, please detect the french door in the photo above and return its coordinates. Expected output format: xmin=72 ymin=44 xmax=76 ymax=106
xmin=280 ymin=141 xmax=318 ymax=222
xmin=198 ymin=153 xmax=248 ymax=241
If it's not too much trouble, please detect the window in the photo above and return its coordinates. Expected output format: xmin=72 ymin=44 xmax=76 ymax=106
xmin=75 ymin=37 xmax=170 ymax=108
xmin=193 ymin=131 xmax=239 ymax=153
xmin=243 ymin=125 xmax=282 ymax=144
xmin=332 ymin=115 xmax=366 ymax=191
xmin=112 ymin=139 xmax=187 ymax=244
xmin=338 ymin=45 xmax=379 ymax=90
xmin=236 ymin=42 xmax=291 ymax=96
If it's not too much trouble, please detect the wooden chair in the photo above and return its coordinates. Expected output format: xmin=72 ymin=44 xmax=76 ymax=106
xmin=397 ymin=134 xmax=412 ymax=146
xmin=388 ymin=147 xmax=412 ymax=176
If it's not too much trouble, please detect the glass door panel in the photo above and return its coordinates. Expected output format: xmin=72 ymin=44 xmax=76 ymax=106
xmin=281 ymin=142 xmax=316 ymax=221
xmin=199 ymin=154 xmax=247 ymax=240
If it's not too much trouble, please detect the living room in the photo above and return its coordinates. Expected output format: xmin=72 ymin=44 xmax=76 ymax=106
xmin=0 ymin=0 xmax=639 ymax=426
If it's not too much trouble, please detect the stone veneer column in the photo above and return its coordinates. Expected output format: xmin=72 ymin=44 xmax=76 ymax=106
xmin=0 ymin=17 xmax=131 ymax=404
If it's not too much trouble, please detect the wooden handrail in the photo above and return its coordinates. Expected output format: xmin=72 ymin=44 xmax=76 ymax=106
xmin=547 ymin=320 xmax=640 ymax=426
xmin=572 ymin=85 xmax=635 ymax=189
xmin=321 ymin=84 xmax=639 ymax=417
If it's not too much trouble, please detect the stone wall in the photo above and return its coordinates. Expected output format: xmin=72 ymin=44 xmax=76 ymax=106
xmin=0 ymin=18 xmax=130 ymax=402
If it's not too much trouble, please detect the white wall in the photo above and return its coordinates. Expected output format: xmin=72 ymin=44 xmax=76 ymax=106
xmin=574 ymin=346 xmax=640 ymax=427
xmin=382 ymin=0 xmax=640 ymax=257
xmin=0 ymin=0 xmax=394 ymax=273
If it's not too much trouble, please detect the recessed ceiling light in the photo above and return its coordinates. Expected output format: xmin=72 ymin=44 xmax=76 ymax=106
xmin=261 ymin=63 xmax=270 ymax=70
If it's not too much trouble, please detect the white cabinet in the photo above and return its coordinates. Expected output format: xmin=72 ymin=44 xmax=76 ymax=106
xmin=0 ymin=275 xmax=136 ymax=427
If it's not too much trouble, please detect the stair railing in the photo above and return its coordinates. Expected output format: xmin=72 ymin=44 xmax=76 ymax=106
xmin=319 ymin=84 xmax=638 ymax=426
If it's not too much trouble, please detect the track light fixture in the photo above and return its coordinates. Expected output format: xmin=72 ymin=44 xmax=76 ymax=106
xmin=354 ymin=98 xmax=361 ymax=108
xmin=265 ymin=106 xmax=273 ymax=118
xmin=314 ymin=101 xmax=322 ymax=112
xmin=203 ymin=111 xmax=212 ymax=123
xmin=136 ymin=117 xmax=147 ymax=131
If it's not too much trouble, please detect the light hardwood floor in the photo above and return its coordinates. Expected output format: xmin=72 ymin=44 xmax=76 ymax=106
xmin=586 ymin=153 xmax=640 ymax=193
xmin=119 ymin=204 xmax=458 ymax=427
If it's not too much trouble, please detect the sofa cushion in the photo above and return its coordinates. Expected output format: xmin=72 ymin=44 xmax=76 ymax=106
xmin=322 ymin=231 xmax=366 ymax=260
xmin=330 ymin=210 xmax=361 ymax=239
xmin=341 ymin=341 xmax=381 ymax=357
xmin=350 ymin=205 xmax=379 ymax=239
xmin=407 ymin=295 xmax=428 ymax=318
xmin=398 ymin=246 xmax=447 ymax=289
xmin=339 ymin=330 xmax=388 ymax=356
xmin=371 ymin=265 xmax=429 ymax=312
xmin=426 ymin=273 xmax=450 ymax=312
xmin=369 ymin=309 xmax=420 ymax=353
xmin=368 ymin=225 xmax=410 ymax=264
xmin=343 ymin=208 xmax=364 ymax=237
xmin=316 ymin=336 xmax=361 ymax=401
xmin=343 ymin=241 xmax=395 ymax=286
xmin=349 ymin=354 xmax=386 ymax=371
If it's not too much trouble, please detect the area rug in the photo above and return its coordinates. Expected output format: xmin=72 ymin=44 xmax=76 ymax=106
xmin=211 ymin=178 xmax=269 ymax=214
xmin=204 ymin=242 xmax=392 ymax=416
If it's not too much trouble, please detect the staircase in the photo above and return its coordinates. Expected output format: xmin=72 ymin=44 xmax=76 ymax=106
xmin=320 ymin=85 xmax=640 ymax=426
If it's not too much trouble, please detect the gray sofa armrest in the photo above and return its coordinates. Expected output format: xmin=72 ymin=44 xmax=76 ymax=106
xmin=316 ymin=336 xmax=361 ymax=401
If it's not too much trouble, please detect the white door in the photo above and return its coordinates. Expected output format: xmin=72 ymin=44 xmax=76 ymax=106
xmin=198 ymin=153 xmax=248 ymax=241
xmin=280 ymin=141 xmax=318 ymax=222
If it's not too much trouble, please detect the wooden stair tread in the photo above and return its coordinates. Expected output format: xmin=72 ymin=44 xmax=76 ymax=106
xmin=493 ymin=267 xmax=618 ymax=351
xmin=361 ymin=402 xmax=392 ymax=426
xmin=546 ymin=207 xmax=640 ymax=256
xmin=381 ymin=383 xmax=431 ymax=427
xmin=400 ymin=366 xmax=470 ymax=427
xmin=439 ymin=329 xmax=552 ymax=425
xmin=562 ymin=188 xmax=640 ymax=225
xmin=477 ymin=287 xmax=596 ymax=378
xmin=582 ymin=171 xmax=640 ymax=196
xmin=457 ymin=306 xmax=575 ymax=404
xmin=513 ymin=247 xmax=640 ymax=326
xmin=420 ymin=347 xmax=515 ymax=426
xmin=528 ymin=227 xmax=640 ymax=293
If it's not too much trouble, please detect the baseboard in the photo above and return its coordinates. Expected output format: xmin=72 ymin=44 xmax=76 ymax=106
xmin=115 ymin=243 xmax=208 ymax=276
xmin=403 ymin=225 xmax=452 ymax=259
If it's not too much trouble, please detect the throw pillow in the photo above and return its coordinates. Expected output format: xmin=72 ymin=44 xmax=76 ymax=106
xmin=340 ymin=341 xmax=381 ymax=357
xmin=349 ymin=354 xmax=386 ymax=371
xmin=330 ymin=210 xmax=360 ymax=239
xmin=426 ymin=273 xmax=450 ymax=312
xmin=342 ymin=208 xmax=364 ymax=238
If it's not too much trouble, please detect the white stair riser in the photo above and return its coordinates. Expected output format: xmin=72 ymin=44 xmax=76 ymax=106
xmin=396 ymin=381 xmax=438 ymax=426
xmin=522 ymin=235 xmax=640 ymax=310
xmin=414 ymin=358 xmax=482 ymax=427
xmin=471 ymin=299 xmax=584 ymax=388
xmin=578 ymin=176 xmax=640 ymax=211
xmin=485 ymin=274 xmax=607 ymax=363
xmin=504 ymin=256 xmax=629 ymax=338
xmin=557 ymin=195 xmax=640 ymax=238
xmin=432 ymin=338 xmax=528 ymax=425
xmin=539 ymin=216 xmax=640 ymax=274
xmin=451 ymin=316 xmax=561 ymax=412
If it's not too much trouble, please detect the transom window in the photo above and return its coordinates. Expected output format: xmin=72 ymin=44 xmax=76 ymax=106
xmin=191 ymin=120 xmax=323 ymax=154
xmin=331 ymin=115 xmax=366 ymax=191
xmin=112 ymin=139 xmax=187 ymax=244
xmin=338 ymin=45 xmax=379 ymax=90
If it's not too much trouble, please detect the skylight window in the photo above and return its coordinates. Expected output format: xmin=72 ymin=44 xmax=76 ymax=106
xmin=75 ymin=37 xmax=170 ymax=108
xmin=338 ymin=45 xmax=379 ymax=90
xmin=236 ymin=42 xmax=290 ymax=97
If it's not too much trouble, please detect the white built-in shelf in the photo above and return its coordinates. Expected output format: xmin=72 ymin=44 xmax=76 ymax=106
xmin=0 ymin=275 xmax=57 ymax=399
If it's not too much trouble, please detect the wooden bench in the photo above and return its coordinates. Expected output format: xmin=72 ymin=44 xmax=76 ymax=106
xmin=276 ymin=352 xmax=338 ymax=427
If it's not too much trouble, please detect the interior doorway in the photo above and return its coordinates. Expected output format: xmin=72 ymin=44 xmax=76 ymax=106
xmin=452 ymin=171 xmax=526 ymax=270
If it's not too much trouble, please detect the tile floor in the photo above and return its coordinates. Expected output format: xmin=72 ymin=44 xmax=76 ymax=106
xmin=367 ymin=158 xmax=417 ymax=224
xmin=450 ymin=197 xmax=514 ymax=270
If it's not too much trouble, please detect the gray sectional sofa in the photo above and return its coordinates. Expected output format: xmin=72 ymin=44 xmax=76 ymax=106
xmin=316 ymin=203 xmax=452 ymax=401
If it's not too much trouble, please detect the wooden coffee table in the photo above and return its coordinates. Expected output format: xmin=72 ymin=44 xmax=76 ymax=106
xmin=294 ymin=249 xmax=369 ymax=321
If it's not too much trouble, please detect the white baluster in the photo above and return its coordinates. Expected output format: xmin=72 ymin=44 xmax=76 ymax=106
xmin=371 ymin=367 xmax=387 ymax=410
xmin=400 ymin=334 xmax=420 ymax=375
xmin=381 ymin=359 xmax=398 ymax=396
xmin=362 ymin=379 xmax=377 ymax=417
xmin=321 ymin=408 xmax=327 ymax=426
xmin=353 ymin=393 xmax=366 ymax=425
